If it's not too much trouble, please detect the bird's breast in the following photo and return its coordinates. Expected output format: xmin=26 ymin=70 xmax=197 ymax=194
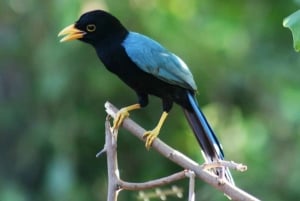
xmin=95 ymin=43 xmax=192 ymax=109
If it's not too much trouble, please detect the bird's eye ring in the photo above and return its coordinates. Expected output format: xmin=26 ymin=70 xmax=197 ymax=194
xmin=87 ymin=24 xmax=96 ymax=32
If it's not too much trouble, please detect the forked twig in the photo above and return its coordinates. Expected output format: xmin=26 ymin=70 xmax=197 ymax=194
xmin=101 ymin=102 xmax=260 ymax=201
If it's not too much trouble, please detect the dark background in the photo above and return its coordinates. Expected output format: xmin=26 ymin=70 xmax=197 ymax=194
xmin=1 ymin=0 xmax=300 ymax=200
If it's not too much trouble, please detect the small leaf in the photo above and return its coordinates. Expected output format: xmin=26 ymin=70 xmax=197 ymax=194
xmin=283 ymin=10 xmax=300 ymax=52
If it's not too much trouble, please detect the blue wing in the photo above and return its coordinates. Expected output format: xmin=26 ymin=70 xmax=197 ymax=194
xmin=122 ymin=32 xmax=197 ymax=91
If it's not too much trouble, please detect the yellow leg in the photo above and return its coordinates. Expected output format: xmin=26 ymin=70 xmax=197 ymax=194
xmin=112 ymin=104 xmax=141 ymax=131
xmin=143 ymin=112 xmax=168 ymax=150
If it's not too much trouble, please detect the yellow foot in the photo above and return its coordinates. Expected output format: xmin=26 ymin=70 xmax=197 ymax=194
xmin=143 ymin=127 xmax=160 ymax=150
xmin=142 ymin=112 xmax=168 ymax=150
xmin=112 ymin=108 xmax=130 ymax=131
xmin=112 ymin=104 xmax=141 ymax=131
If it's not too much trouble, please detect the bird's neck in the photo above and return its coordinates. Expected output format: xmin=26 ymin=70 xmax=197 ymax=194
xmin=92 ymin=30 xmax=129 ymax=51
xmin=93 ymin=30 xmax=129 ymax=68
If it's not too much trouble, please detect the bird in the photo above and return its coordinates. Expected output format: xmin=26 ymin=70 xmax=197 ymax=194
xmin=58 ymin=10 xmax=234 ymax=184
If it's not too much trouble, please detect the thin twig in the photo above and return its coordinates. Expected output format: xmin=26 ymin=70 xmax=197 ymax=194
xmin=104 ymin=101 xmax=260 ymax=201
xmin=185 ymin=170 xmax=195 ymax=201
xmin=96 ymin=146 xmax=107 ymax=157
xmin=119 ymin=171 xmax=186 ymax=190
xmin=202 ymin=160 xmax=247 ymax=172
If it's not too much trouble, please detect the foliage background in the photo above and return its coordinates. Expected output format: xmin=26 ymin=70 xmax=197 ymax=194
xmin=1 ymin=0 xmax=300 ymax=200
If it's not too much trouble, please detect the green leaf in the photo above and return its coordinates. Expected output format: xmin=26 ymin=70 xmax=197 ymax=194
xmin=283 ymin=10 xmax=300 ymax=52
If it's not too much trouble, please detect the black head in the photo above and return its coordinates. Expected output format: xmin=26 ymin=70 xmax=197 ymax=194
xmin=58 ymin=10 xmax=128 ymax=46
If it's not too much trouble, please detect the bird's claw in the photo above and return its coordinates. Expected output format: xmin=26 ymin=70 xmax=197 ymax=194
xmin=112 ymin=108 xmax=130 ymax=131
xmin=143 ymin=128 xmax=160 ymax=150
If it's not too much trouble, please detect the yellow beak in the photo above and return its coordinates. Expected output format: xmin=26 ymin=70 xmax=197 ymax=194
xmin=58 ymin=24 xmax=86 ymax=42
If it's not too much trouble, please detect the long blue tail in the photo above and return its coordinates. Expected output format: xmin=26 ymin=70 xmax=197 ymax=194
xmin=183 ymin=92 xmax=234 ymax=184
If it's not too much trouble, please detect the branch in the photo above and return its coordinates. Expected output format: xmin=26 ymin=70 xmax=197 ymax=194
xmin=104 ymin=118 xmax=120 ymax=201
xmin=186 ymin=170 xmax=195 ymax=201
xmin=102 ymin=119 xmax=193 ymax=201
xmin=202 ymin=161 xmax=247 ymax=172
xmin=119 ymin=171 xmax=186 ymax=190
xmin=104 ymin=101 xmax=260 ymax=201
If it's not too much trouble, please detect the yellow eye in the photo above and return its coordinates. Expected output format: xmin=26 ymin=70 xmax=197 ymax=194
xmin=86 ymin=24 xmax=96 ymax=32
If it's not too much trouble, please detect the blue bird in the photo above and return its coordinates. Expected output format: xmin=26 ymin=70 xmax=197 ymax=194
xmin=58 ymin=10 xmax=234 ymax=184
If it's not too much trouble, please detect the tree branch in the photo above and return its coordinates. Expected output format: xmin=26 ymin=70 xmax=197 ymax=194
xmin=103 ymin=101 xmax=260 ymax=201
xmin=104 ymin=118 xmax=120 ymax=201
xmin=119 ymin=171 xmax=186 ymax=191
xmin=186 ymin=170 xmax=195 ymax=201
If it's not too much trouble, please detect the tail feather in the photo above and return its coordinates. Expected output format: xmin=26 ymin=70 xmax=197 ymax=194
xmin=183 ymin=93 xmax=224 ymax=161
xmin=183 ymin=92 xmax=234 ymax=184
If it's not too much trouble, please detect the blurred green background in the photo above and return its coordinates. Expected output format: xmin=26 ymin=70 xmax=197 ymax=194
xmin=1 ymin=0 xmax=300 ymax=200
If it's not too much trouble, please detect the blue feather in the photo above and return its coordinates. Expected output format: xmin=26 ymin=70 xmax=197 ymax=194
xmin=184 ymin=92 xmax=234 ymax=184
xmin=187 ymin=92 xmax=224 ymax=158
xmin=122 ymin=32 xmax=197 ymax=91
